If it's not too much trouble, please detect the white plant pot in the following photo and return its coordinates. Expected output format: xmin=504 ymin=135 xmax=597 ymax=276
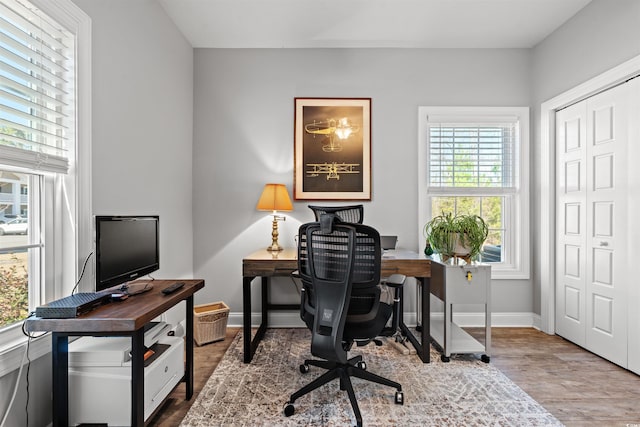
xmin=452 ymin=233 xmax=471 ymax=256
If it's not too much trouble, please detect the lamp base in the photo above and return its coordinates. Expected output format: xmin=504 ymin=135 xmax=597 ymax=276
xmin=265 ymin=215 xmax=285 ymax=252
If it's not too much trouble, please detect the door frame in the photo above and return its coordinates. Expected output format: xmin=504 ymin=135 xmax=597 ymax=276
xmin=539 ymin=53 xmax=640 ymax=334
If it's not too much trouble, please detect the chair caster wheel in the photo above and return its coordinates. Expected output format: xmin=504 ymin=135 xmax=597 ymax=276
xmin=283 ymin=403 xmax=295 ymax=417
xmin=481 ymin=354 xmax=490 ymax=363
xmin=395 ymin=391 xmax=404 ymax=405
xmin=441 ymin=355 xmax=450 ymax=362
xmin=299 ymin=364 xmax=310 ymax=374
xmin=356 ymin=361 xmax=366 ymax=370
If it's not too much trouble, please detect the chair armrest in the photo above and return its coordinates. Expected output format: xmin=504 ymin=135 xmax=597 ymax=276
xmin=382 ymin=274 xmax=406 ymax=288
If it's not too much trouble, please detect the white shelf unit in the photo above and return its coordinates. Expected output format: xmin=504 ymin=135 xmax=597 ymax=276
xmin=429 ymin=261 xmax=491 ymax=362
xmin=67 ymin=334 xmax=184 ymax=425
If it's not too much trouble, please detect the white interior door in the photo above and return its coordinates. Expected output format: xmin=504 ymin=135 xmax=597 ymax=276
xmin=626 ymin=77 xmax=640 ymax=374
xmin=556 ymin=82 xmax=630 ymax=368
xmin=584 ymin=84 xmax=628 ymax=366
xmin=556 ymin=102 xmax=587 ymax=347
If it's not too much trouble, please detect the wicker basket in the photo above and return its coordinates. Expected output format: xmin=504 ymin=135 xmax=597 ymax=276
xmin=193 ymin=301 xmax=229 ymax=346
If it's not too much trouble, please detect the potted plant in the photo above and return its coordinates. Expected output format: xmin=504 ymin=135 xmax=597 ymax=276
xmin=424 ymin=212 xmax=489 ymax=262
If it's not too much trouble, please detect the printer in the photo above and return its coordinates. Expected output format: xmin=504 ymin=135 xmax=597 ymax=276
xmin=67 ymin=321 xmax=184 ymax=425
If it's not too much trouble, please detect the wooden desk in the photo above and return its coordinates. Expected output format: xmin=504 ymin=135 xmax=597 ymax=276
xmin=242 ymin=249 xmax=435 ymax=363
xmin=25 ymin=279 xmax=204 ymax=427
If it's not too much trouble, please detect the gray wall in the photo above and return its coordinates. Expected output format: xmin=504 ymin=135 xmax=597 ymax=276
xmin=78 ymin=0 xmax=195 ymax=282
xmin=530 ymin=0 xmax=640 ymax=314
xmin=0 ymin=1 xmax=194 ymax=425
xmin=192 ymin=48 xmax=533 ymax=319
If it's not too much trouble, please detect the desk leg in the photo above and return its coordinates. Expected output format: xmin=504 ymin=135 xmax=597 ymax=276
xmin=243 ymin=275 xmax=269 ymax=363
xmin=131 ymin=328 xmax=145 ymax=427
xmin=51 ymin=333 xmax=68 ymax=427
xmin=262 ymin=277 xmax=268 ymax=328
xmin=421 ymin=277 xmax=430 ymax=361
xmin=185 ymin=295 xmax=194 ymax=399
xmin=399 ymin=277 xmax=431 ymax=363
xmin=243 ymin=275 xmax=254 ymax=363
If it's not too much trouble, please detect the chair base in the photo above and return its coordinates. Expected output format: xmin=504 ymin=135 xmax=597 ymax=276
xmin=284 ymin=355 xmax=403 ymax=427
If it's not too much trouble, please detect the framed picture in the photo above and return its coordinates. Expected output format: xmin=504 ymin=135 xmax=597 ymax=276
xmin=294 ymin=98 xmax=371 ymax=200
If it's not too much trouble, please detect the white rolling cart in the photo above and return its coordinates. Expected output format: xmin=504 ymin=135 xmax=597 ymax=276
xmin=426 ymin=259 xmax=491 ymax=363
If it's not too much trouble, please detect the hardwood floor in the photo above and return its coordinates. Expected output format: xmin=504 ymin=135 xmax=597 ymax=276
xmin=146 ymin=327 xmax=241 ymax=427
xmin=148 ymin=327 xmax=640 ymax=426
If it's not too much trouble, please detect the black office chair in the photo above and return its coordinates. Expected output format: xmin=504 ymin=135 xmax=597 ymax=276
xmin=296 ymin=205 xmax=364 ymax=326
xmin=308 ymin=204 xmax=364 ymax=224
xmin=301 ymin=206 xmax=405 ymax=339
xmin=284 ymin=216 xmax=404 ymax=427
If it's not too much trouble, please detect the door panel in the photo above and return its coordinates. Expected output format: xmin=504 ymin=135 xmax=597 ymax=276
xmin=626 ymin=78 xmax=640 ymax=375
xmin=592 ymin=202 xmax=613 ymax=237
xmin=556 ymin=82 xmax=630 ymax=368
xmin=585 ymin=84 xmax=628 ymax=367
xmin=556 ymin=102 xmax=587 ymax=346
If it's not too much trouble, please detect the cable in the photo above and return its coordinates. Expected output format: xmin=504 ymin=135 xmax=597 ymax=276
xmin=71 ymin=252 xmax=94 ymax=295
xmin=21 ymin=315 xmax=45 ymax=339
xmin=289 ymin=275 xmax=302 ymax=296
xmin=0 ymin=337 xmax=30 ymax=427
xmin=25 ymin=337 xmax=31 ymax=427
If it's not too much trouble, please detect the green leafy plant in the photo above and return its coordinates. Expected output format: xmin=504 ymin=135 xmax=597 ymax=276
xmin=424 ymin=212 xmax=489 ymax=261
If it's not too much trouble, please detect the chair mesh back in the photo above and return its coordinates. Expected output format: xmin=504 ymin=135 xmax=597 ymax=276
xmin=298 ymin=219 xmax=382 ymax=321
xmin=346 ymin=226 xmax=381 ymax=316
xmin=351 ymin=228 xmax=380 ymax=286
xmin=305 ymin=222 xmax=356 ymax=363
xmin=308 ymin=205 xmax=364 ymax=224
xmin=307 ymin=228 xmax=353 ymax=283
xmin=298 ymin=224 xmax=311 ymax=282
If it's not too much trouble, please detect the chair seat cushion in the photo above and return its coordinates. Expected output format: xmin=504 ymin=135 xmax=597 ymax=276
xmin=343 ymin=301 xmax=392 ymax=341
xmin=301 ymin=284 xmax=394 ymax=340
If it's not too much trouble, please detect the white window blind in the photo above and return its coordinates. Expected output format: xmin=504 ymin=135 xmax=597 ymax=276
xmin=427 ymin=115 xmax=517 ymax=193
xmin=0 ymin=0 xmax=74 ymax=174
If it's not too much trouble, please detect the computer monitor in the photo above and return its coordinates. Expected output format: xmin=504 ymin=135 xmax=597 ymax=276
xmin=381 ymin=235 xmax=398 ymax=250
xmin=95 ymin=215 xmax=159 ymax=292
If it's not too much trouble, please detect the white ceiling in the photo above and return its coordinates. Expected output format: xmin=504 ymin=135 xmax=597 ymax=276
xmin=158 ymin=0 xmax=593 ymax=49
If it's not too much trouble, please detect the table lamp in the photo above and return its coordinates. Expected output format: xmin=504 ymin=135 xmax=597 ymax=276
xmin=256 ymin=183 xmax=293 ymax=251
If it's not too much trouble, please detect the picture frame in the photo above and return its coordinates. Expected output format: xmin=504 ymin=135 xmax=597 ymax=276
xmin=294 ymin=98 xmax=371 ymax=200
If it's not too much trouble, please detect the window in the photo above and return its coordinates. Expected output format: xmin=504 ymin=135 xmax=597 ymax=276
xmin=0 ymin=0 xmax=91 ymax=366
xmin=0 ymin=171 xmax=39 ymax=329
xmin=418 ymin=107 xmax=530 ymax=279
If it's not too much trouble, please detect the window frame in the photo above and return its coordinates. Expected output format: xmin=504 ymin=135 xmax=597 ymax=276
xmin=418 ymin=106 xmax=530 ymax=280
xmin=0 ymin=0 xmax=91 ymax=374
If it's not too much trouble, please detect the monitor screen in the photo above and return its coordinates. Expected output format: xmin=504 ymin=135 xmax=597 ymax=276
xmin=95 ymin=215 xmax=159 ymax=292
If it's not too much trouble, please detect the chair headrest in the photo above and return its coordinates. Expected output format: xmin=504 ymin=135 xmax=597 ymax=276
xmin=319 ymin=213 xmax=340 ymax=233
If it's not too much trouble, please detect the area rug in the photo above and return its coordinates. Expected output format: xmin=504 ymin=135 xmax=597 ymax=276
xmin=180 ymin=329 xmax=562 ymax=426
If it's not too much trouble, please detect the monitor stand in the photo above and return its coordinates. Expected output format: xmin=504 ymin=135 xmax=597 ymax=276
xmin=125 ymin=281 xmax=154 ymax=295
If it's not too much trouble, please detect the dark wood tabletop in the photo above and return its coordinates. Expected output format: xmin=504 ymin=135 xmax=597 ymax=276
xmin=25 ymin=279 xmax=204 ymax=334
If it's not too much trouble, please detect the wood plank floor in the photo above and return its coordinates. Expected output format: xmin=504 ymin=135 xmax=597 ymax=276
xmin=147 ymin=327 xmax=640 ymax=426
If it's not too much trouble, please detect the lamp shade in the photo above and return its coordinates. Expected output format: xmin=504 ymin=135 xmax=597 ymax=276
xmin=256 ymin=183 xmax=293 ymax=212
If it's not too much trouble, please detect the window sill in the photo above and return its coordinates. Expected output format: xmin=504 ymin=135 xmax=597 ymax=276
xmin=0 ymin=323 xmax=51 ymax=378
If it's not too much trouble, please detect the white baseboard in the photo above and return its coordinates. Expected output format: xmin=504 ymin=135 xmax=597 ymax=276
xmin=228 ymin=311 xmax=540 ymax=329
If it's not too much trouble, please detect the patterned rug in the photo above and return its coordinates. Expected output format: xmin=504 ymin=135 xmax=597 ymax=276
xmin=180 ymin=329 xmax=562 ymax=426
